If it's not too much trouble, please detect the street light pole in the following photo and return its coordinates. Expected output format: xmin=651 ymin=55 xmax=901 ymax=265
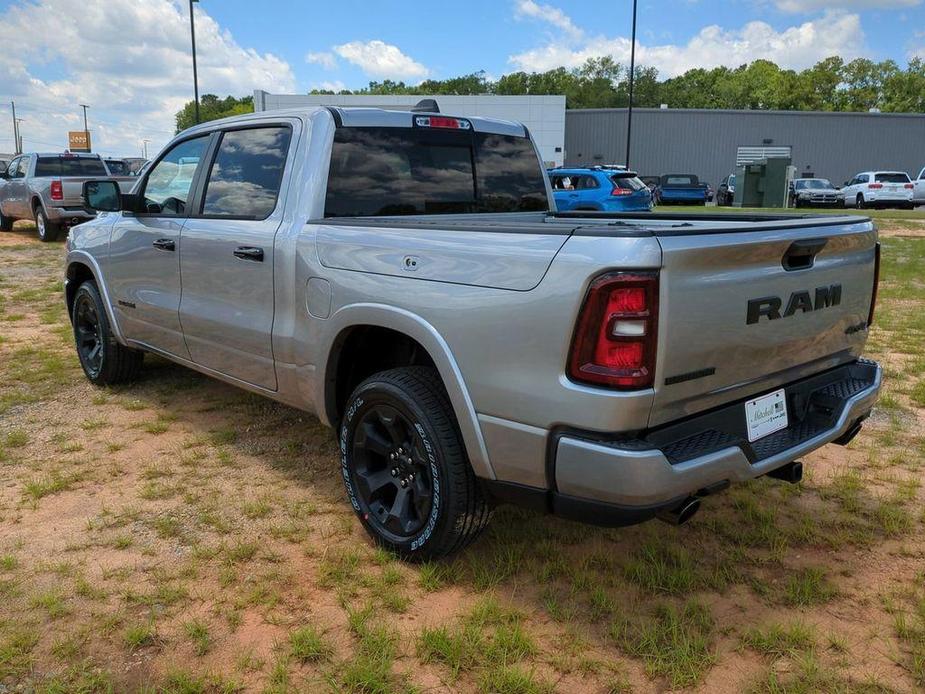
xmin=142 ymin=139 xmax=150 ymax=158
xmin=625 ymin=0 xmax=638 ymax=169
xmin=10 ymin=100 xmax=19 ymax=154
xmin=15 ymin=118 xmax=24 ymax=154
xmin=189 ymin=0 xmax=200 ymax=124
xmin=79 ymin=103 xmax=90 ymax=152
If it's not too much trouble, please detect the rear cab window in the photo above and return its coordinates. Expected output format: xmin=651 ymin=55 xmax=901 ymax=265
xmin=662 ymin=175 xmax=697 ymax=186
xmin=324 ymin=125 xmax=548 ymax=217
xmin=34 ymin=156 xmax=108 ymax=177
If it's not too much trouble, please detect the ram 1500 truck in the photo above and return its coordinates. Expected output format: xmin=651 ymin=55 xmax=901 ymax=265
xmin=0 ymin=152 xmax=136 ymax=241
xmin=66 ymin=104 xmax=882 ymax=560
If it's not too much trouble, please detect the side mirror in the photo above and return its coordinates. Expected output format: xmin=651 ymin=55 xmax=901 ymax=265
xmin=83 ymin=180 xmax=121 ymax=212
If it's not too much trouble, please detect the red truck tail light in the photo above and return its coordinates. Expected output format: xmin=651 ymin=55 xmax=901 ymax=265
xmin=904 ymin=183 xmax=914 ymax=190
xmin=868 ymin=242 xmax=881 ymax=327
xmin=610 ymin=187 xmax=632 ymax=196
xmin=868 ymin=182 xmax=883 ymax=190
xmin=50 ymin=179 xmax=63 ymax=201
xmin=568 ymin=272 xmax=659 ymax=390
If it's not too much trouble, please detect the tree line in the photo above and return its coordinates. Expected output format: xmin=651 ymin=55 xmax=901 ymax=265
xmin=176 ymin=56 xmax=925 ymax=132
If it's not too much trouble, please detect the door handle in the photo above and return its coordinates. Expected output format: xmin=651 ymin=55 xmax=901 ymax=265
xmin=233 ymin=246 xmax=264 ymax=262
xmin=152 ymin=238 xmax=175 ymax=251
xmin=782 ymin=238 xmax=827 ymax=271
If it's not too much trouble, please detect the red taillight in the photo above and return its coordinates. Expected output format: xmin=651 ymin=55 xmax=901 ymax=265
xmin=50 ymin=179 xmax=63 ymax=201
xmin=868 ymin=182 xmax=883 ymax=190
xmin=568 ymin=272 xmax=658 ymax=390
xmin=610 ymin=187 xmax=632 ymax=196
xmin=904 ymin=183 xmax=914 ymax=189
xmin=868 ymin=242 xmax=881 ymax=327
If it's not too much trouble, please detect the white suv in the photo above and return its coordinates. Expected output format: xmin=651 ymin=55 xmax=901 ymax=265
xmin=842 ymin=171 xmax=914 ymax=210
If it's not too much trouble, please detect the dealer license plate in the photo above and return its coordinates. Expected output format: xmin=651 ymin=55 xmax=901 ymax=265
xmin=744 ymin=389 xmax=788 ymax=442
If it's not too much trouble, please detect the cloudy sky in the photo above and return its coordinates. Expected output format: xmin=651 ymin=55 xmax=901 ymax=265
xmin=0 ymin=0 xmax=922 ymax=157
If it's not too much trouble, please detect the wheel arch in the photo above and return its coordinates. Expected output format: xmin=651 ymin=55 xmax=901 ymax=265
xmin=64 ymin=252 xmax=126 ymax=344
xmin=319 ymin=304 xmax=495 ymax=481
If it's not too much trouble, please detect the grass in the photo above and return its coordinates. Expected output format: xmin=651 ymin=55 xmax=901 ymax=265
xmin=289 ymin=624 xmax=332 ymax=663
xmin=0 ymin=232 xmax=923 ymax=691
xmin=782 ymin=567 xmax=838 ymax=607
xmin=611 ymin=601 xmax=716 ymax=688
xmin=743 ymin=622 xmax=816 ymax=658
xmin=183 ymin=619 xmax=211 ymax=656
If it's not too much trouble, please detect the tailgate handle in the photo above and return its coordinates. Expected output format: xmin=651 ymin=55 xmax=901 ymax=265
xmin=782 ymin=238 xmax=827 ymax=271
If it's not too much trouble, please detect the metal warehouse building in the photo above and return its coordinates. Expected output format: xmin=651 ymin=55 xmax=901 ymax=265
xmin=565 ymin=108 xmax=925 ymax=189
xmin=254 ymin=91 xmax=567 ymax=166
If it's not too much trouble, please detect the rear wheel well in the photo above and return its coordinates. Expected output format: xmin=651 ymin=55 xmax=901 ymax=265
xmin=65 ymin=262 xmax=95 ymax=318
xmin=327 ymin=326 xmax=437 ymax=427
xmin=32 ymin=197 xmax=43 ymax=214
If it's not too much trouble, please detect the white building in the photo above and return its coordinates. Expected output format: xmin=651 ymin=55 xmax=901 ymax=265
xmin=253 ymin=91 xmax=567 ymax=167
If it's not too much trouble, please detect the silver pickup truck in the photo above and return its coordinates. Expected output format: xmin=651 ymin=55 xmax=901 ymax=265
xmin=0 ymin=152 xmax=135 ymax=241
xmin=65 ymin=104 xmax=882 ymax=559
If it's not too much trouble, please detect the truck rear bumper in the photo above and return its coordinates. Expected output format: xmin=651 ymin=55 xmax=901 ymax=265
xmin=48 ymin=206 xmax=95 ymax=225
xmin=554 ymin=359 xmax=881 ymax=513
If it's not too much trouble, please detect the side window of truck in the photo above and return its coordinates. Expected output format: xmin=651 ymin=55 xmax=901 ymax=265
xmin=140 ymin=136 xmax=210 ymax=216
xmin=200 ymin=126 xmax=291 ymax=220
xmin=7 ymin=157 xmax=20 ymax=178
xmin=15 ymin=158 xmax=28 ymax=178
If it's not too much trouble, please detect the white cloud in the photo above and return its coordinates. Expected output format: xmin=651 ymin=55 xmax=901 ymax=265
xmin=333 ymin=40 xmax=429 ymax=81
xmin=514 ymin=0 xmax=583 ymax=40
xmin=775 ymin=0 xmax=919 ymax=12
xmin=0 ymin=0 xmax=295 ymax=157
xmin=509 ymin=9 xmax=866 ymax=78
xmin=306 ymin=51 xmax=338 ymax=70
xmin=313 ymin=80 xmax=347 ymax=92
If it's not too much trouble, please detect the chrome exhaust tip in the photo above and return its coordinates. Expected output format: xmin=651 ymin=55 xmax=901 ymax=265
xmin=656 ymin=496 xmax=701 ymax=526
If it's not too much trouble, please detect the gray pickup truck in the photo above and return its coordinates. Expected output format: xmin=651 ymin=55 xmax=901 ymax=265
xmin=66 ymin=105 xmax=882 ymax=559
xmin=0 ymin=152 xmax=135 ymax=241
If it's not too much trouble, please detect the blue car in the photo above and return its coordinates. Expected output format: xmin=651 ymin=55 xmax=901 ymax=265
xmin=549 ymin=167 xmax=652 ymax=212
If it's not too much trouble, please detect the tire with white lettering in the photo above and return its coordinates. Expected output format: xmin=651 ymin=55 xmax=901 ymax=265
xmin=340 ymin=366 xmax=490 ymax=561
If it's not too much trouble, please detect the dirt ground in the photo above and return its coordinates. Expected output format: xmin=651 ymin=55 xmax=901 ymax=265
xmin=0 ymin=219 xmax=923 ymax=693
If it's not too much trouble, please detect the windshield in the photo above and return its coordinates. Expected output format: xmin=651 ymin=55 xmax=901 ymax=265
xmin=875 ymin=172 xmax=911 ymax=183
xmin=325 ymin=126 xmax=549 ymax=217
xmin=795 ymin=179 xmax=833 ymax=190
xmin=35 ymin=156 xmax=108 ymax=177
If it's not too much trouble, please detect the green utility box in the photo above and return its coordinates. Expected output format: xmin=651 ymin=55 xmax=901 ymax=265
xmin=733 ymin=156 xmax=792 ymax=208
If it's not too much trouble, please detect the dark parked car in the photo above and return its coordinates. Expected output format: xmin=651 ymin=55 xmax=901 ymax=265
xmin=789 ymin=178 xmax=844 ymax=208
xmin=716 ymin=174 xmax=736 ymax=206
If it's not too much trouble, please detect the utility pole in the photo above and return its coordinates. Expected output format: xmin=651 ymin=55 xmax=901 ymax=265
xmin=625 ymin=0 xmax=638 ymax=169
xmin=190 ymin=0 xmax=201 ymax=124
xmin=142 ymin=139 xmax=150 ymax=158
xmin=10 ymin=100 xmax=20 ymax=154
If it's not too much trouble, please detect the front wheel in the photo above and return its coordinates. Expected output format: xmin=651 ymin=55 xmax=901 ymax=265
xmin=855 ymin=194 xmax=866 ymax=210
xmin=340 ymin=366 xmax=490 ymax=561
xmin=0 ymin=205 xmax=13 ymax=232
xmin=72 ymin=281 xmax=144 ymax=385
xmin=35 ymin=207 xmax=60 ymax=242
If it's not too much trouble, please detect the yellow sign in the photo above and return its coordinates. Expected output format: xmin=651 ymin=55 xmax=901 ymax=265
xmin=68 ymin=130 xmax=91 ymax=152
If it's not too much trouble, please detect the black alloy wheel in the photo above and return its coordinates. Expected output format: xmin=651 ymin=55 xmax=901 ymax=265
xmin=74 ymin=292 xmax=104 ymax=379
xmin=350 ymin=402 xmax=434 ymax=540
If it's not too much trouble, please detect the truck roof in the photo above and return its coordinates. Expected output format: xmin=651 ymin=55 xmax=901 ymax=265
xmin=29 ymin=152 xmax=101 ymax=158
xmin=178 ymin=106 xmax=528 ymax=139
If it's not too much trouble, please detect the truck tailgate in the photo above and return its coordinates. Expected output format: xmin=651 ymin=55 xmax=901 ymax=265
xmin=650 ymin=218 xmax=877 ymax=427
